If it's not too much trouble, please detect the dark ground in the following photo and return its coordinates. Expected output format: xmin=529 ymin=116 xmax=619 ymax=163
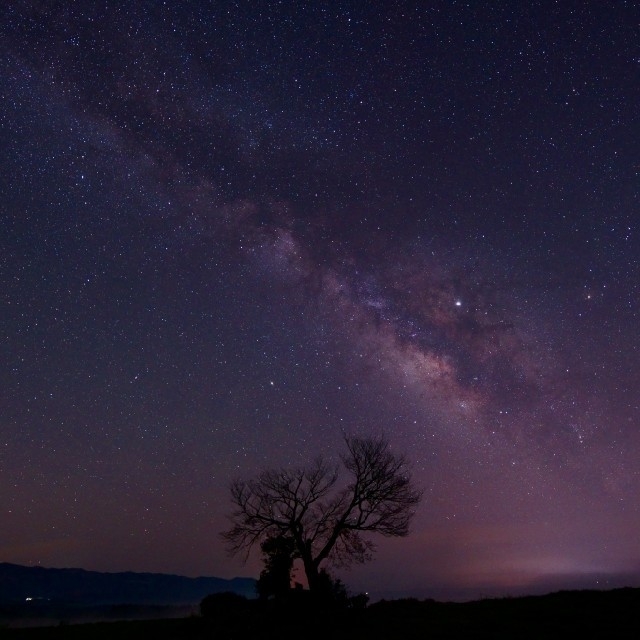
xmin=3 ymin=588 xmax=640 ymax=639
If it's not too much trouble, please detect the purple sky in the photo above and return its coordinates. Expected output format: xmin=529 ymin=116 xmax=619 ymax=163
xmin=1 ymin=1 xmax=639 ymax=601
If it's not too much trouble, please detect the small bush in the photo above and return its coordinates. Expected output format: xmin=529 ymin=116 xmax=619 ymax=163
xmin=200 ymin=591 xmax=249 ymax=618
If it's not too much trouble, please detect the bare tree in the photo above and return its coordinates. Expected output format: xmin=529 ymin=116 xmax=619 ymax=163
xmin=221 ymin=434 xmax=422 ymax=592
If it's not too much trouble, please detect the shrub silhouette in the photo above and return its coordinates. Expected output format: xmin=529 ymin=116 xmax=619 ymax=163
xmin=256 ymin=535 xmax=297 ymax=600
xmin=200 ymin=591 xmax=249 ymax=619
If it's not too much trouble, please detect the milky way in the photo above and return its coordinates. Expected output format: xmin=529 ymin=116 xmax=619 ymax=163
xmin=1 ymin=2 xmax=639 ymax=600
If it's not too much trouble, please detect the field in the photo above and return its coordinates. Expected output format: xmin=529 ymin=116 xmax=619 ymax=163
xmin=3 ymin=588 xmax=640 ymax=639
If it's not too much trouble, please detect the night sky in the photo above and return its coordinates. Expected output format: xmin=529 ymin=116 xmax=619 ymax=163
xmin=1 ymin=1 xmax=639 ymax=601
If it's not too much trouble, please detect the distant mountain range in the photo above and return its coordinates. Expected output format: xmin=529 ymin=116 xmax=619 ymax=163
xmin=0 ymin=563 xmax=256 ymax=606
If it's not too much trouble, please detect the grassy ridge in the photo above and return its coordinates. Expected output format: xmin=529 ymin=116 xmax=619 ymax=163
xmin=3 ymin=588 xmax=640 ymax=639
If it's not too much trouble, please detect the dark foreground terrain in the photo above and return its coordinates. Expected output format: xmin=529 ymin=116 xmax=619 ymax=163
xmin=2 ymin=588 xmax=640 ymax=639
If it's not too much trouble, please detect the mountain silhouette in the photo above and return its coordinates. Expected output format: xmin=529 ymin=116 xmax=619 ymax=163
xmin=0 ymin=563 xmax=255 ymax=606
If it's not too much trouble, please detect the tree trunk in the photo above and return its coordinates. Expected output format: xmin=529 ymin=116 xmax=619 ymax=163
xmin=302 ymin=555 xmax=321 ymax=592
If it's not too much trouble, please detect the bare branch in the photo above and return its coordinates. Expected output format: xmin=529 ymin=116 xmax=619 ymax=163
xmin=220 ymin=457 xmax=339 ymax=560
xmin=315 ymin=435 xmax=422 ymax=565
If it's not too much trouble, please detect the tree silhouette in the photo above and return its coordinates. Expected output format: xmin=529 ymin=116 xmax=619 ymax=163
xmin=221 ymin=434 xmax=422 ymax=592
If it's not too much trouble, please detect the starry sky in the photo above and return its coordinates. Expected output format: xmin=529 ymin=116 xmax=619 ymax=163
xmin=1 ymin=1 xmax=639 ymax=601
